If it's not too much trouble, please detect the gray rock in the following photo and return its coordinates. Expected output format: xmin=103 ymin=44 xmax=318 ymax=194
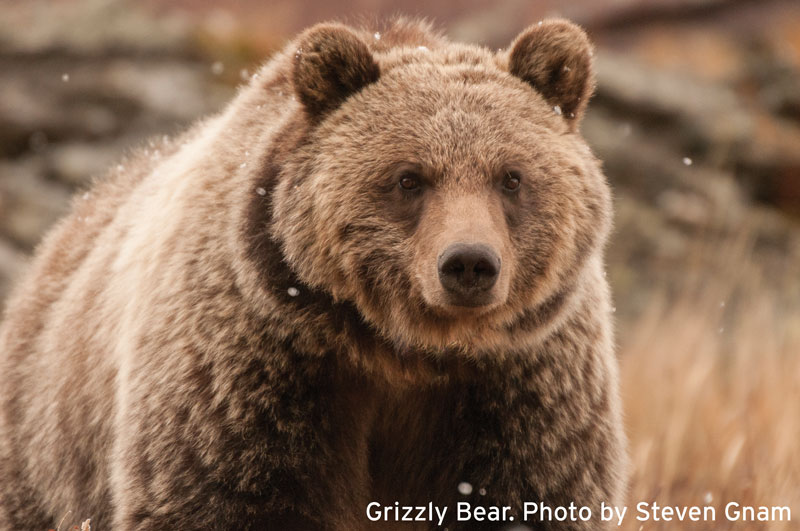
xmin=0 ymin=0 xmax=191 ymax=56
xmin=0 ymin=158 xmax=72 ymax=249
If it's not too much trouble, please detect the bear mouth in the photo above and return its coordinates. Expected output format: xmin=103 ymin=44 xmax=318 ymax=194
xmin=441 ymin=290 xmax=499 ymax=309
xmin=423 ymin=287 xmax=507 ymax=317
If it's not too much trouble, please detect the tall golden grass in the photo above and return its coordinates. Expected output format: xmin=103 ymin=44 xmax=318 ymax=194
xmin=617 ymin=235 xmax=800 ymax=530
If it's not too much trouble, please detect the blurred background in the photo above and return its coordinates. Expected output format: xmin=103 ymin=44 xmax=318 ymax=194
xmin=0 ymin=0 xmax=798 ymax=529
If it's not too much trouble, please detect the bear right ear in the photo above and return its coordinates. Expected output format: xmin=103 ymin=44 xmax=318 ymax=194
xmin=508 ymin=19 xmax=595 ymax=129
xmin=292 ymin=24 xmax=380 ymax=123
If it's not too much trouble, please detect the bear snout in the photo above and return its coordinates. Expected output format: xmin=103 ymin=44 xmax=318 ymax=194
xmin=437 ymin=242 xmax=501 ymax=306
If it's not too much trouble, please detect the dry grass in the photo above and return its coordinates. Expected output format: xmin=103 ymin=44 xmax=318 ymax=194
xmin=618 ymin=243 xmax=800 ymax=530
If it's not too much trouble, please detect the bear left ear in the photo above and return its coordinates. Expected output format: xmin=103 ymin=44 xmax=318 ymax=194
xmin=292 ymin=24 xmax=380 ymax=123
xmin=508 ymin=19 xmax=595 ymax=129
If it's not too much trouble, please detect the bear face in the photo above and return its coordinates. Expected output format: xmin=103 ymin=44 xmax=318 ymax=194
xmin=270 ymin=21 xmax=612 ymax=355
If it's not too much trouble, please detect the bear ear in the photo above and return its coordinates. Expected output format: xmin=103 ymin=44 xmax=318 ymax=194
xmin=292 ymin=24 xmax=380 ymax=122
xmin=508 ymin=19 xmax=595 ymax=129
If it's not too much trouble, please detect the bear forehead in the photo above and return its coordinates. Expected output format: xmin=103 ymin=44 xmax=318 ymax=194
xmin=353 ymin=47 xmax=564 ymax=132
xmin=307 ymin=38 xmax=578 ymax=179
xmin=375 ymin=42 xmax=498 ymax=71
xmin=324 ymin=64 xmax=565 ymax=152
xmin=314 ymin=87 xmax=576 ymax=189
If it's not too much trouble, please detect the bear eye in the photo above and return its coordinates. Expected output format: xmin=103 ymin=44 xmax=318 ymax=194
xmin=502 ymin=171 xmax=521 ymax=192
xmin=398 ymin=173 xmax=422 ymax=192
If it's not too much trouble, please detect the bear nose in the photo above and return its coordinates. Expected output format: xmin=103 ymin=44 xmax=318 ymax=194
xmin=437 ymin=243 xmax=501 ymax=305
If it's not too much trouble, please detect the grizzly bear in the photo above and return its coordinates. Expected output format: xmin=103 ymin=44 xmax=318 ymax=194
xmin=0 ymin=17 xmax=626 ymax=531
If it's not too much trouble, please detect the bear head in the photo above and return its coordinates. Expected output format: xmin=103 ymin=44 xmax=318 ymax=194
xmin=268 ymin=19 xmax=611 ymax=355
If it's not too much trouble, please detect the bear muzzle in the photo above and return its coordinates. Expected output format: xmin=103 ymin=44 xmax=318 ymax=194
xmin=437 ymin=242 xmax=501 ymax=307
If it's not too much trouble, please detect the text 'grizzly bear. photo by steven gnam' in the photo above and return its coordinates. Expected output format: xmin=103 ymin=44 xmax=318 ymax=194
xmin=0 ymin=17 xmax=627 ymax=531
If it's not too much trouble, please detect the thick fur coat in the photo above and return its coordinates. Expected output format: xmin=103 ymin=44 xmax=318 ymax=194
xmin=0 ymin=18 xmax=627 ymax=530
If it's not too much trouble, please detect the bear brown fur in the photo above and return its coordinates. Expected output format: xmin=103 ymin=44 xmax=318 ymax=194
xmin=0 ymin=18 xmax=627 ymax=530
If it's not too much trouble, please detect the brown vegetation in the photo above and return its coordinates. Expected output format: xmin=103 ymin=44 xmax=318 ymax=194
xmin=619 ymin=236 xmax=800 ymax=530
